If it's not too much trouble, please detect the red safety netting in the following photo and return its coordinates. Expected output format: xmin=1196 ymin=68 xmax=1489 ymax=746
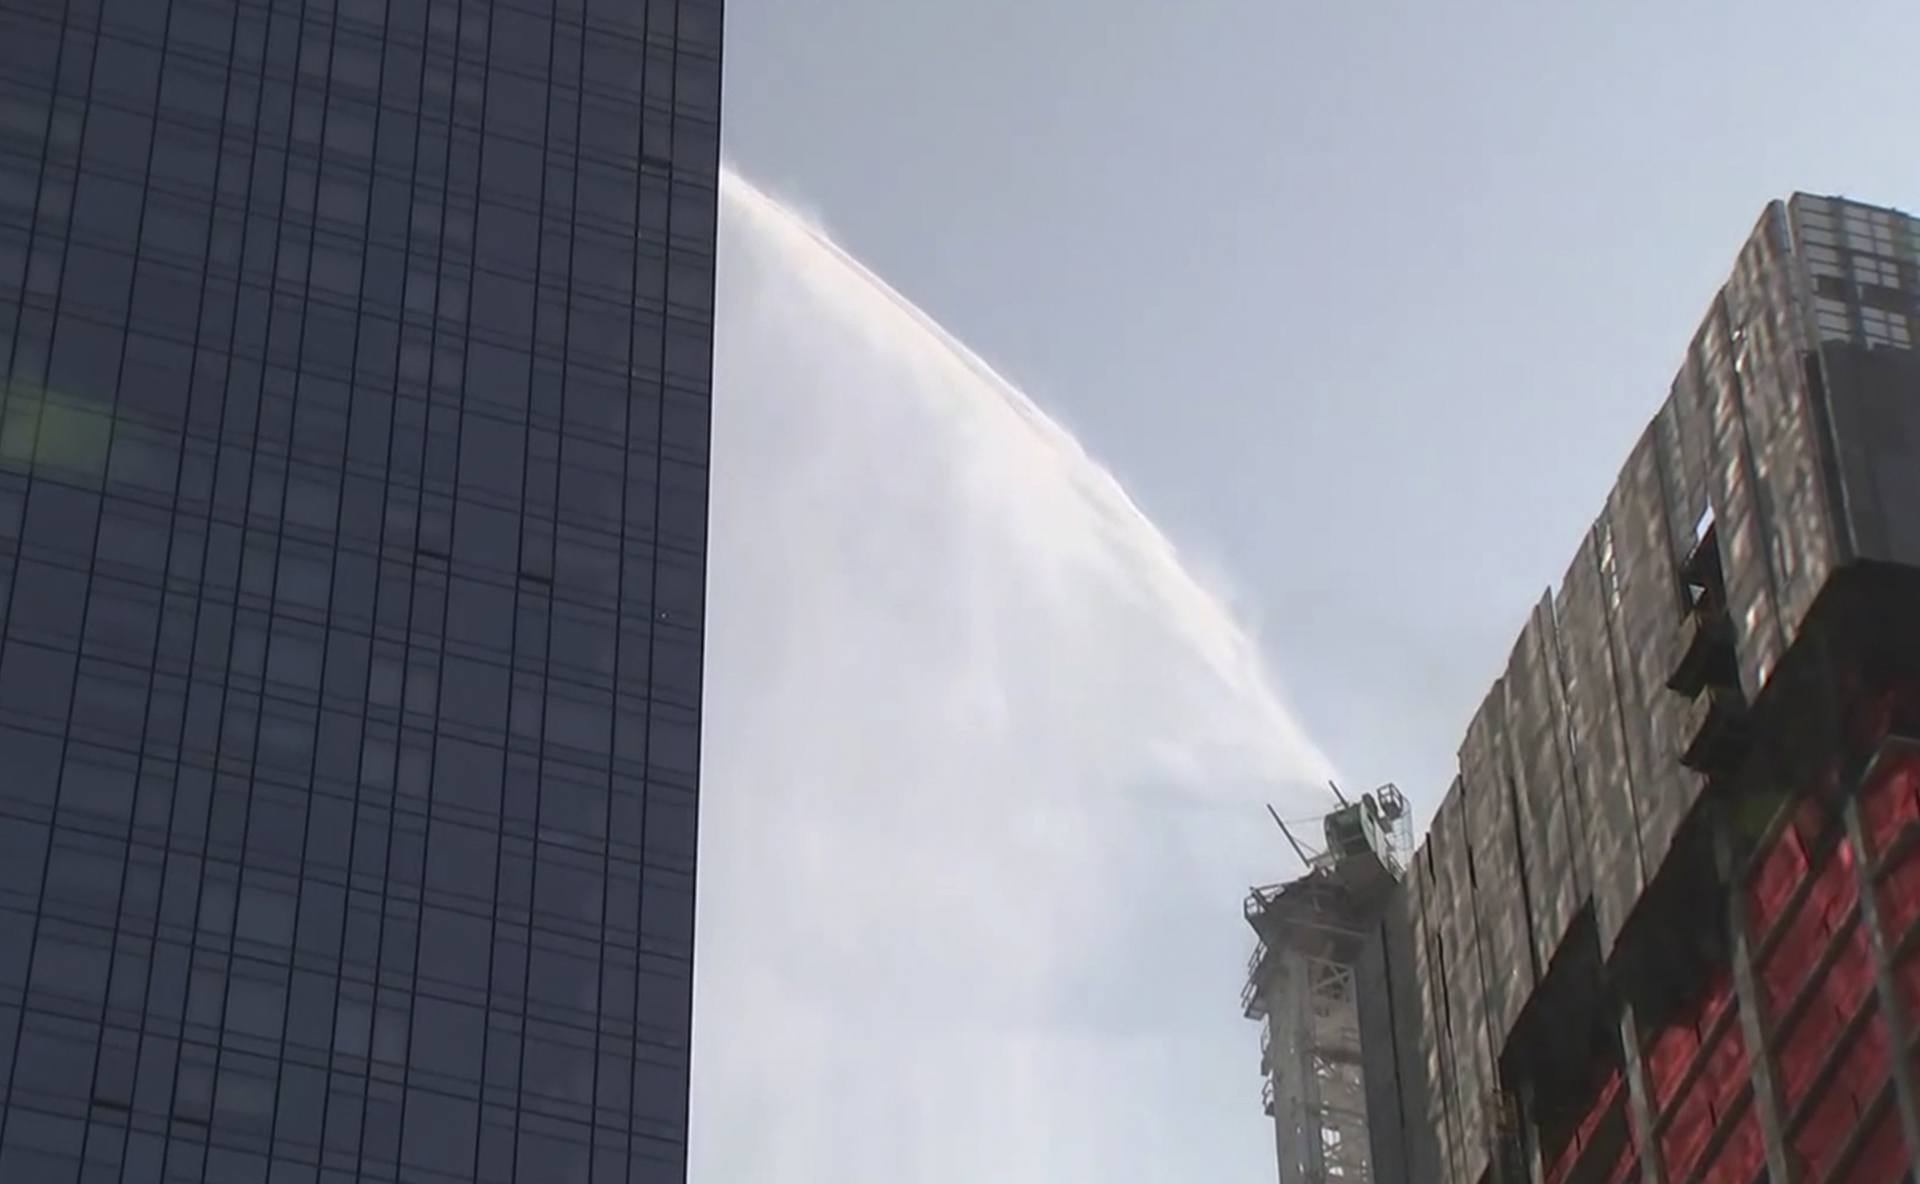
xmin=1754 ymin=844 xmax=1858 ymax=1015
xmin=1791 ymin=1090 xmax=1855 ymax=1181
xmin=1842 ymin=1013 xmax=1893 ymax=1094
xmin=1543 ymin=1068 xmax=1625 ymax=1184
xmin=1777 ymin=919 xmax=1879 ymax=1107
xmin=1898 ymin=947 xmax=1920 ymax=1018
xmin=1848 ymin=1103 xmax=1914 ymax=1184
xmin=1656 ymin=1023 xmax=1749 ymax=1181
xmin=1659 ymin=1084 xmax=1714 ymax=1181
xmin=1880 ymin=842 xmax=1920 ymax=945
xmin=1645 ymin=1023 xmax=1701 ymax=1114
xmin=1787 ymin=1012 xmax=1892 ymax=1181
xmin=1701 ymin=1023 xmax=1747 ymax=1114
xmin=1777 ymin=994 xmax=1848 ymax=1108
xmin=1696 ymin=1102 xmax=1764 ymax=1184
xmin=1827 ymin=920 xmax=1878 ymax=1018
xmin=1643 ymin=968 xmax=1735 ymax=1113
xmin=1749 ymin=809 xmax=1814 ymax=943
xmin=1860 ymin=744 xmax=1920 ymax=857
xmin=1809 ymin=841 xmax=1860 ymax=931
xmin=1602 ymin=1146 xmax=1640 ymax=1184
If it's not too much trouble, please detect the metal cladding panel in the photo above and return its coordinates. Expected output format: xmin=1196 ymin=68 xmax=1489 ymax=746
xmin=1358 ymin=913 xmax=1409 ymax=1184
xmin=1816 ymin=343 xmax=1920 ymax=565
xmin=1411 ymin=846 xmax=1464 ymax=1184
xmin=1694 ymin=262 xmax=1812 ymax=707
xmin=1433 ymin=790 xmax=1494 ymax=1184
xmin=1538 ymin=591 xmax=1592 ymax=903
xmin=1689 ymin=292 xmax=1788 ymax=701
xmin=1604 ymin=427 xmax=1700 ymax=876
xmin=1553 ymin=533 xmax=1644 ymax=954
xmin=1384 ymin=877 xmax=1444 ymax=1184
xmin=1721 ymin=205 xmax=1841 ymax=640
xmin=1458 ymin=684 xmax=1533 ymax=1046
xmin=1502 ymin=599 xmax=1585 ymax=973
xmin=1656 ymin=386 xmax=1713 ymax=571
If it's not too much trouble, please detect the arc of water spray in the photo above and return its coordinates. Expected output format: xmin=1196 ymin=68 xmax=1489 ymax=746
xmin=717 ymin=165 xmax=1336 ymax=795
xmin=694 ymin=166 xmax=1341 ymax=1183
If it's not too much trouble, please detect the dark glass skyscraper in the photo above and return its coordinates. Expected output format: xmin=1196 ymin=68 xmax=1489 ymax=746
xmin=0 ymin=0 xmax=719 ymax=1178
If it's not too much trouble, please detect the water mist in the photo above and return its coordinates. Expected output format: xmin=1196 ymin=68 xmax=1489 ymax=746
xmin=693 ymin=169 xmax=1333 ymax=1182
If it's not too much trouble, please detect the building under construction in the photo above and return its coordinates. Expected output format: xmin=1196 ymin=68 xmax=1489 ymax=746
xmin=1244 ymin=787 xmax=1411 ymax=1183
xmin=1246 ymin=194 xmax=1920 ymax=1183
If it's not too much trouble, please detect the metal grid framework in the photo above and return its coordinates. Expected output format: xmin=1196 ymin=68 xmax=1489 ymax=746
xmin=1247 ymin=798 xmax=1405 ymax=1184
xmin=1797 ymin=195 xmax=1920 ymax=352
xmin=1257 ymin=932 xmax=1376 ymax=1183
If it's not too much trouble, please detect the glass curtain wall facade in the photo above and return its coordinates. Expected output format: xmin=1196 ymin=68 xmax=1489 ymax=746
xmin=0 ymin=0 xmax=719 ymax=1179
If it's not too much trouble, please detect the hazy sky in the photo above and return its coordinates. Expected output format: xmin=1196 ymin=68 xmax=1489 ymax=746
xmin=721 ymin=0 xmax=1917 ymax=805
xmin=699 ymin=1 xmax=1920 ymax=1178
xmin=697 ymin=183 xmax=1337 ymax=1179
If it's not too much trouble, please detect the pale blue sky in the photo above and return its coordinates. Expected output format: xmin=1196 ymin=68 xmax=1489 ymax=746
xmin=701 ymin=2 xmax=1920 ymax=1179
xmin=722 ymin=0 xmax=1917 ymax=808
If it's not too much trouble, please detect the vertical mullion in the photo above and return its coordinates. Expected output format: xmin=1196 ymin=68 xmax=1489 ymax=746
xmin=0 ymin=0 xmax=125 ymax=1163
xmin=506 ymin=0 xmax=576 ymax=1169
xmin=156 ymin=0 xmax=319 ymax=1171
xmin=1714 ymin=808 xmax=1799 ymax=1184
xmin=217 ymin=0 xmax=346 ymax=1171
xmin=605 ymin=0 xmax=642 ymax=1164
xmin=108 ymin=0 xmax=263 ymax=1176
xmin=63 ymin=0 xmax=202 ymax=1175
xmin=337 ymin=0 xmax=447 ymax=1175
xmin=392 ymin=0 xmax=488 ymax=1172
xmin=1842 ymin=790 xmax=1920 ymax=1167
xmin=1615 ymin=1004 xmax=1669 ymax=1184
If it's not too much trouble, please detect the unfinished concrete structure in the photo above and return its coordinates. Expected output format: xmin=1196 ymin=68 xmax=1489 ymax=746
xmin=1249 ymin=194 xmax=1920 ymax=1183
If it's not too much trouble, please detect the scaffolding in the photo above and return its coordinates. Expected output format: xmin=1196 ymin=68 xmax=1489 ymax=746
xmin=1245 ymin=787 xmax=1408 ymax=1184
